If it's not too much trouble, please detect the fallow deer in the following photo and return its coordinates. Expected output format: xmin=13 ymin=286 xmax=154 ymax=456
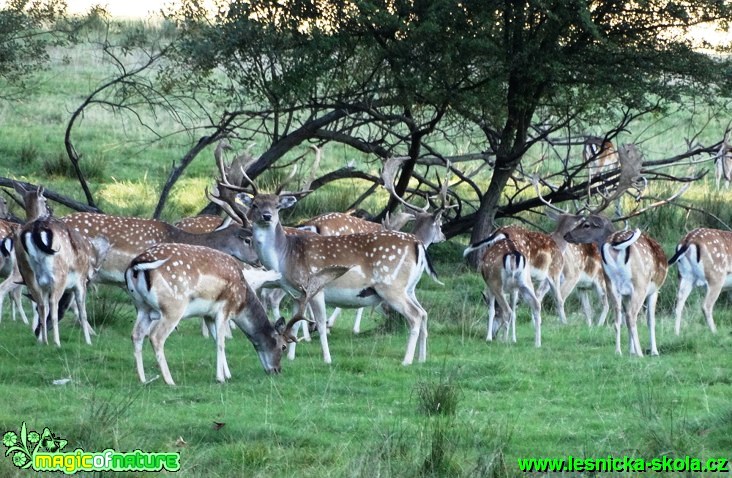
xmin=465 ymin=225 xmax=567 ymax=325
xmin=584 ymin=136 xmax=619 ymax=192
xmin=61 ymin=213 xmax=257 ymax=286
xmin=125 ymin=243 xmax=291 ymax=385
xmin=546 ymin=211 xmax=609 ymax=326
xmin=13 ymin=186 xmax=110 ymax=346
xmin=563 ymin=216 xmax=667 ymax=356
xmin=464 ymin=233 xmax=542 ymax=346
xmin=173 ymin=214 xmax=229 ymax=233
xmin=229 ymin=187 xmax=439 ymax=365
xmin=668 ymin=228 xmax=732 ymax=335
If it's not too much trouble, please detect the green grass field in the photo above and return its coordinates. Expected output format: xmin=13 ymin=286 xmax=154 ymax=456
xmin=1 ymin=29 xmax=731 ymax=477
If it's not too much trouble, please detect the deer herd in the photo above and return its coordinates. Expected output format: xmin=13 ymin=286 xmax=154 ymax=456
xmin=0 ymin=138 xmax=730 ymax=386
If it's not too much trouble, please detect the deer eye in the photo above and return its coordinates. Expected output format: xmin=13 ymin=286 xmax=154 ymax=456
xmin=244 ymin=238 xmax=252 ymax=245
xmin=281 ymin=344 xmax=287 ymax=351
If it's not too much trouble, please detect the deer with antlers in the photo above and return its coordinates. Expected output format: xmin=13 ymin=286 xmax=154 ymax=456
xmin=125 ymin=243 xmax=290 ymax=385
xmin=12 ymin=185 xmax=110 ymax=346
xmin=212 ymin=156 xmax=440 ymax=365
xmin=668 ymin=228 xmax=732 ymax=336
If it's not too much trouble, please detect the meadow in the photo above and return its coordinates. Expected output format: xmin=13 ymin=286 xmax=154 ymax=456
xmin=0 ymin=27 xmax=731 ymax=477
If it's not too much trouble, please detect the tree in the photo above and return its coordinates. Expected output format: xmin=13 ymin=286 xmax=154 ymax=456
xmin=166 ymin=0 xmax=732 ymax=263
xmin=0 ymin=0 xmax=69 ymax=100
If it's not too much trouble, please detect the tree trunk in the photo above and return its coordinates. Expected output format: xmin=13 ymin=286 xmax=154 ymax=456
xmin=465 ymin=155 xmax=518 ymax=268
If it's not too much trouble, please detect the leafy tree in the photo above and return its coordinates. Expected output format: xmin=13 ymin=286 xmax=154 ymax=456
xmin=0 ymin=0 xmax=68 ymax=100
xmin=166 ymin=0 xmax=732 ymax=262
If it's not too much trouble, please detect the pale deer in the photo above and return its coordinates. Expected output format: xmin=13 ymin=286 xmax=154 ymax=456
xmin=668 ymin=228 xmax=732 ymax=335
xmin=61 ymin=213 xmax=257 ymax=286
xmin=584 ymin=137 xmax=619 ymax=190
xmin=125 ymin=243 xmax=291 ymax=385
xmin=232 ymin=190 xmax=439 ymax=366
xmin=464 ymin=233 xmax=542 ymax=346
xmin=563 ymin=215 xmax=667 ymax=356
xmin=13 ymin=186 xmax=111 ymax=346
xmin=546 ymin=211 xmax=609 ymax=326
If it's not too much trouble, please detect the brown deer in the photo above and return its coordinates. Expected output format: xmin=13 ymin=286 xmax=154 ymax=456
xmin=61 ymin=213 xmax=258 ymax=286
xmin=229 ymin=186 xmax=439 ymax=365
xmin=13 ymin=186 xmax=110 ymax=346
xmin=125 ymin=243 xmax=291 ymax=385
xmin=464 ymin=232 xmax=542 ymax=346
xmin=584 ymin=136 xmax=619 ymax=191
xmin=173 ymin=214 xmax=229 ymax=233
xmin=465 ymin=225 xmax=567 ymax=325
xmin=546 ymin=211 xmax=609 ymax=326
xmin=668 ymin=228 xmax=732 ymax=335
xmin=563 ymin=216 xmax=667 ymax=356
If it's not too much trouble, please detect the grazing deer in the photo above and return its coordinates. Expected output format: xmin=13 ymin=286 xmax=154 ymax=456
xmin=125 ymin=243 xmax=291 ymax=385
xmin=584 ymin=137 xmax=619 ymax=190
xmin=563 ymin=215 xmax=667 ymax=356
xmin=13 ymin=186 xmax=110 ymax=346
xmin=173 ymin=214 xmax=229 ymax=233
xmin=546 ymin=211 xmax=609 ymax=326
xmin=230 ymin=187 xmax=438 ymax=365
xmin=668 ymin=228 xmax=732 ymax=335
xmin=61 ymin=213 xmax=257 ymax=286
xmin=464 ymin=233 xmax=542 ymax=346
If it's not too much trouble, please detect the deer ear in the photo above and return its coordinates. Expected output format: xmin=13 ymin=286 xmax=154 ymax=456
xmin=235 ymin=193 xmax=254 ymax=208
xmin=274 ymin=317 xmax=286 ymax=334
xmin=278 ymin=195 xmax=297 ymax=209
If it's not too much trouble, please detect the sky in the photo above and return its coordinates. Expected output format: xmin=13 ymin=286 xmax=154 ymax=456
xmin=66 ymin=0 xmax=171 ymax=18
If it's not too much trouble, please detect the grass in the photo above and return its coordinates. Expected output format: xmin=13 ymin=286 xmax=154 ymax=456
xmin=1 ymin=24 xmax=732 ymax=477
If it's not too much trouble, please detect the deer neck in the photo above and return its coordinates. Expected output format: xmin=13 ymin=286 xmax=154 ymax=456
xmin=252 ymin=221 xmax=290 ymax=273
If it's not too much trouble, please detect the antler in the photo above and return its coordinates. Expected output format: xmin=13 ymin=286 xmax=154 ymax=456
xmin=529 ymin=174 xmax=569 ymax=214
xmin=380 ymin=156 xmax=429 ymax=213
xmin=206 ymin=186 xmax=249 ymax=227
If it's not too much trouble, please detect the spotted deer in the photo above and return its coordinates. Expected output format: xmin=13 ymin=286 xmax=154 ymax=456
xmin=668 ymin=228 xmax=732 ymax=335
xmin=464 ymin=233 xmax=542 ymax=346
xmin=125 ymin=243 xmax=291 ymax=385
xmin=546 ymin=211 xmax=609 ymax=326
xmin=564 ymin=215 xmax=667 ymax=356
xmin=13 ymin=186 xmax=110 ymax=346
xmin=228 ymin=187 xmax=439 ymax=365
xmin=464 ymin=225 xmax=567 ymax=325
xmin=61 ymin=213 xmax=257 ymax=286
xmin=173 ymin=214 xmax=229 ymax=233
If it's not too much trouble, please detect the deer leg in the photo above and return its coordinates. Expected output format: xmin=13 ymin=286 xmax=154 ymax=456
xmin=327 ymin=307 xmax=342 ymax=329
xmin=518 ymin=280 xmax=542 ymax=348
xmin=701 ymin=281 xmax=722 ymax=334
xmin=352 ymin=308 xmax=364 ymax=334
xmin=377 ymin=287 xmax=425 ymax=365
xmin=73 ymin=285 xmax=94 ymax=345
xmin=595 ymin=281 xmax=609 ymax=326
xmin=575 ymin=290 xmax=591 ymax=325
xmin=309 ymin=292 xmax=331 ymax=364
xmin=482 ymin=289 xmax=496 ymax=341
xmin=673 ymin=277 xmax=694 ymax=335
xmin=550 ymin=276 xmax=568 ymax=325
xmin=609 ymin=286 xmax=623 ymax=355
xmin=132 ymin=308 xmax=155 ymax=383
xmin=214 ymin=311 xmax=230 ymax=382
xmin=626 ymin=294 xmax=644 ymax=357
xmin=149 ymin=310 xmax=183 ymax=386
xmin=491 ymin=290 xmax=512 ymax=343
xmin=646 ymin=291 xmax=659 ymax=356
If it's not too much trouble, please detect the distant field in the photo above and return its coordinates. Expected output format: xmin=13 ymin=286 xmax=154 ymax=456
xmin=1 ymin=30 xmax=731 ymax=477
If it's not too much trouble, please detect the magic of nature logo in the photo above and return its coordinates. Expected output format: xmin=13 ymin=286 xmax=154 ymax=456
xmin=3 ymin=422 xmax=180 ymax=474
